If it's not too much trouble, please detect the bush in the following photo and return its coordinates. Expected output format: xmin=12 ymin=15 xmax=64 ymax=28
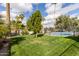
xmin=0 ymin=41 xmax=3 ymax=49
xmin=0 ymin=25 xmax=9 ymax=38
xmin=22 ymin=28 xmax=29 ymax=35
xmin=0 ymin=44 xmax=3 ymax=49
xmin=37 ymin=33 xmax=44 ymax=37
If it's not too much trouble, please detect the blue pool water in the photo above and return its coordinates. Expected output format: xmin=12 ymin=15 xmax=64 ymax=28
xmin=49 ymin=32 xmax=74 ymax=37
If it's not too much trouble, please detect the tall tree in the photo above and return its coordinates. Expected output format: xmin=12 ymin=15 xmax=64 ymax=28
xmin=6 ymin=3 xmax=11 ymax=36
xmin=27 ymin=10 xmax=42 ymax=36
xmin=52 ymin=3 xmax=56 ymax=19
xmin=71 ymin=17 xmax=78 ymax=36
xmin=55 ymin=15 xmax=73 ymax=32
xmin=55 ymin=15 xmax=79 ymax=36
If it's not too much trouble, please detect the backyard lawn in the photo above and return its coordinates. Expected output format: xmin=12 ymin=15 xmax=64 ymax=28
xmin=10 ymin=35 xmax=79 ymax=56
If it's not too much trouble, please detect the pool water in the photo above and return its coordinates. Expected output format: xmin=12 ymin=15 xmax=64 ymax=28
xmin=49 ymin=32 xmax=74 ymax=37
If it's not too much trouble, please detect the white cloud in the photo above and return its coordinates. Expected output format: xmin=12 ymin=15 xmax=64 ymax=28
xmin=1 ymin=3 xmax=33 ymax=15
xmin=0 ymin=11 xmax=6 ymax=16
xmin=10 ymin=3 xmax=33 ymax=13
xmin=70 ymin=13 xmax=79 ymax=18
xmin=45 ymin=3 xmax=62 ymax=21
xmin=0 ymin=10 xmax=27 ymax=25
xmin=60 ymin=4 xmax=79 ymax=15
xmin=22 ymin=16 xmax=28 ymax=25
xmin=1 ymin=3 xmax=33 ymax=13
xmin=45 ymin=3 xmax=52 ymax=8
xmin=0 ymin=11 xmax=17 ymax=18
xmin=46 ymin=3 xmax=62 ymax=14
xmin=43 ymin=3 xmax=62 ymax=27
xmin=0 ymin=3 xmax=33 ymax=25
xmin=45 ymin=3 xmax=79 ymax=19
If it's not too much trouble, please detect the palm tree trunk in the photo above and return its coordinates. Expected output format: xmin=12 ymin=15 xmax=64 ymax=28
xmin=54 ymin=3 xmax=56 ymax=19
xmin=53 ymin=3 xmax=56 ymax=28
xmin=6 ymin=3 xmax=11 ymax=36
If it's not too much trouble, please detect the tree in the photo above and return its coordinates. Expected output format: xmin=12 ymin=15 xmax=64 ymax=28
xmin=0 ymin=3 xmax=10 ymax=38
xmin=11 ymin=20 xmax=17 ymax=35
xmin=27 ymin=10 xmax=42 ymax=37
xmin=70 ymin=18 xmax=78 ymax=36
xmin=11 ymin=19 xmax=28 ymax=35
xmin=55 ymin=15 xmax=73 ymax=32
xmin=0 ymin=19 xmax=9 ymax=38
xmin=21 ymin=25 xmax=28 ymax=35
xmin=52 ymin=3 xmax=56 ymax=19
xmin=6 ymin=3 xmax=11 ymax=36
xmin=76 ymin=20 xmax=79 ymax=32
xmin=15 ymin=14 xmax=24 ymax=35
xmin=55 ymin=15 xmax=79 ymax=36
xmin=27 ymin=17 xmax=33 ymax=31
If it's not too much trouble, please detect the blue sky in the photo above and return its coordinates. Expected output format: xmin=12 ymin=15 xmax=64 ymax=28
xmin=1 ymin=3 xmax=79 ymax=27
xmin=62 ymin=3 xmax=73 ymax=8
xmin=0 ymin=5 xmax=5 ymax=11
xmin=0 ymin=3 xmax=48 ymax=19
xmin=0 ymin=3 xmax=79 ymax=21
xmin=23 ymin=3 xmax=48 ymax=19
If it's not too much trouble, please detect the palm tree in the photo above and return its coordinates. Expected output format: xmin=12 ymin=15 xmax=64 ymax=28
xmin=6 ymin=3 xmax=11 ymax=36
xmin=52 ymin=3 xmax=57 ymax=32
xmin=53 ymin=3 xmax=56 ymax=19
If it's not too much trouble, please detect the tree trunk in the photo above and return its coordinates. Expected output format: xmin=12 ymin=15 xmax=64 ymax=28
xmin=35 ymin=32 xmax=38 ymax=38
xmin=6 ymin=3 xmax=11 ymax=36
xmin=36 ymin=33 xmax=37 ymax=38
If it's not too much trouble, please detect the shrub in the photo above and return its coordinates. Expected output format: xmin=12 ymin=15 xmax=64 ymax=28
xmin=37 ymin=33 xmax=44 ymax=37
xmin=22 ymin=28 xmax=29 ymax=35
xmin=0 ymin=44 xmax=3 ymax=49
xmin=0 ymin=25 xmax=9 ymax=39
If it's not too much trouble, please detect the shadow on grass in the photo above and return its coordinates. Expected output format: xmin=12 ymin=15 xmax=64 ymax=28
xmin=65 ymin=36 xmax=79 ymax=42
xmin=10 ymin=36 xmax=26 ymax=46
xmin=9 ymin=36 xmax=26 ymax=56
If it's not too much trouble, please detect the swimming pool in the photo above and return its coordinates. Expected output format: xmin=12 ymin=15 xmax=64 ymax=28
xmin=49 ymin=32 xmax=74 ymax=37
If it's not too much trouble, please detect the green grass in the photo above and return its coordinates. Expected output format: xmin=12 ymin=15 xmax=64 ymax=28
xmin=11 ymin=35 xmax=79 ymax=56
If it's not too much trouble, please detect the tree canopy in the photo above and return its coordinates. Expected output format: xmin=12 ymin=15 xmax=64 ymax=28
xmin=27 ymin=10 xmax=42 ymax=34
xmin=55 ymin=15 xmax=79 ymax=32
xmin=0 ymin=19 xmax=9 ymax=38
